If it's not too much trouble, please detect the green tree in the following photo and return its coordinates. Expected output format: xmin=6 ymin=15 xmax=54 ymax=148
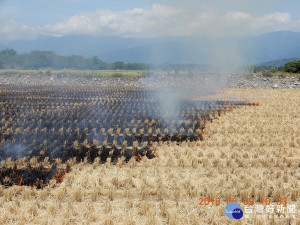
xmin=87 ymin=56 xmax=106 ymax=70
xmin=113 ymin=61 xmax=126 ymax=70
xmin=21 ymin=51 xmax=56 ymax=69
xmin=0 ymin=49 xmax=17 ymax=68
xmin=0 ymin=48 xmax=151 ymax=70
xmin=283 ymin=60 xmax=300 ymax=73
xmin=1 ymin=49 xmax=17 ymax=57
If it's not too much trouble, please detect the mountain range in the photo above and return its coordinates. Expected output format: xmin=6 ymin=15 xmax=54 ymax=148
xmin=1 ymin=31 xmax=300 ymax=65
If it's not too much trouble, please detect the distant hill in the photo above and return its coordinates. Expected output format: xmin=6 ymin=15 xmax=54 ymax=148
xmin=0 ymin=44 xmax=7 ymax=50
xmin=248 ymin=31 xmax=300 ymax=64
xmin=0 ymin=35 xmax=146 ymax=58
xmin=2 ymin=31 xmax=300 ymax=64
xmin=259 ymin=58 xmax=300 ymax=67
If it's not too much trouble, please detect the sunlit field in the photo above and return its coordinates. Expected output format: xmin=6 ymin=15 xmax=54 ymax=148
xmin=0 ymin=88 xmax=299 ymax=224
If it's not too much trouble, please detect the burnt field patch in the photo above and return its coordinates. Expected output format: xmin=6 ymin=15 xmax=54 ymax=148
xmin=0 ymin=85 xmax=253 ymax=187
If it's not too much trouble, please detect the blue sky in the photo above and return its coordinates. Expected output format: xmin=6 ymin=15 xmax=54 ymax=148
xmin=0 ymin=0 xmax=150 ymax=25
xmin=0 ymin=0 xmax=299 ymax=40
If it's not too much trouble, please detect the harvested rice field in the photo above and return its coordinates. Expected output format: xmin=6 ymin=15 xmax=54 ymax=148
xmin=0 ymin=88 xmax=299 ymax=224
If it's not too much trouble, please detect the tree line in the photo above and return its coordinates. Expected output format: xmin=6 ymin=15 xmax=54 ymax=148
xmin=282 ymin=60 xmax=300 ymax=73
xmin=2 ymin=48 xmax=300 ymax=73
xmin=246 ymin=60 xmax=300 ymax=74
xmin=0 ymin=49 xmax=151 ymax=70
xmin=0 ymin=49 xmax=215 ymax=72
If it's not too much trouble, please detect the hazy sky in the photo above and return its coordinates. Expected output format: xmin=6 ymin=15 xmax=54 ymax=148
xmin=0 ymin=0 xmax=300 ymax=40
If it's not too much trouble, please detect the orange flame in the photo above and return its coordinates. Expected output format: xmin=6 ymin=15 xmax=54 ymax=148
xmin=52 ymin=169 xmax=68 ymax=183
xmin=17 ymin=175 xmax=24 ymax=186
xmin=197 ymin=129 xmax=205 ymax=141
xmin=133 ymin=153 xmax=142 ymax=162
xmin=255 ymin=99 xmax=262 ymax=106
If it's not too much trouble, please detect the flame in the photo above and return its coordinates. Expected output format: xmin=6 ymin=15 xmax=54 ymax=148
xmin=226 ymin=106 xmax=233 ymax=111
xmin=17 ymin=175 xmax=24 ymax=186
xmin=222 ymin=106 xmax=232 ymax=114
xmin=197 ymin=129 xmax=204 ymax=141
xmin=255 ymin=99 xmax=262 ymax=106
xmin=133 ymin=153 xmax=142 ymax=162
xmin=246 ymin=98 xmax=261 ymax=106
xmin=15 ymin=175 xmax=37 ymax=187
xmin=52 ymin=169 xmax=68 ymax=183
